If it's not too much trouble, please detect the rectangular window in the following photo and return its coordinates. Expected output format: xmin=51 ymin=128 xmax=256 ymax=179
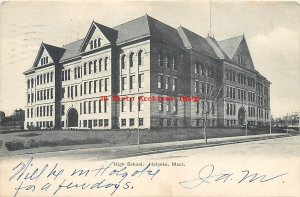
xmin=129 ymin=118 xmax=134 ymax=126
xmin=67 ymin=87 xmax=70 ymax=98
xmin=159 ymin=118 xmax=164 ymax=126
xmin=104 ymin=119 xmax=109 ymax=127
xmin=105 ymin=78 xmax=109 ymax=91
xmin=129 ymin=100 xmax=134 ymax=112
xmin=75 ymin=85 xmax=77 ymax=97
xmin=165 ymin=76 xmax=170 ymax=89
xmin=167 ymin=118 xmax=171 ymax=126
xmin=50 ymin=105 xmax=53 ymax=116
xmin=89 ymin=81 xmax=92 ymax=94
xmin=121 ymin=119 xmax=126 ymax=127
xmin=130 ymin=75 xmax=135 ymax=90
xmin=159 ymin=100 xmax=163 ymax=112
xmin=158 ymin=74 xmax=163 ymax=89
xmin=94 ymin=80 xmax=97 ymax=93
xmin=104 ymin=100 xmax=107 ymax=113
xmin=138 ymin=74 xmax=144 ymax=89
xmin=88 ymin=101 xmax=92 ymax=114
xmin=99 ymin=100 xmax=102 ymax=113
xmin=172 ymin=78 xmax=177 ymax=91
xmin=195 ymin=80 xmax=199 ymax=93
xmin=93 ymin=100 xmax=97 ymax=113
xmin=139 ymin=118 xmax=144 ymax=126
xmin=166 ymin=101 xmax=170 ymax=112
xmin=173 ymin=99 xmax=178 ymax=113
xmin=122 ymin=77 xmax=127 ymax=91
xmin=121 ymin=100 xmax=126 ymax=112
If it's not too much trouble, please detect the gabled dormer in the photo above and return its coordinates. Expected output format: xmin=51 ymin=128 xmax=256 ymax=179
xmin=218 ymin=35 xmax=255 ymax=70
xmin=32 ymin=43 xmax=66 ymax=68
xmin=79 ymin=21 xmax=118 ymax=53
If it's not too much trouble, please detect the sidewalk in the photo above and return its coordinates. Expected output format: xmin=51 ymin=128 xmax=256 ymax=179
xmin=1 ymin=133 xmax=292 ymax=158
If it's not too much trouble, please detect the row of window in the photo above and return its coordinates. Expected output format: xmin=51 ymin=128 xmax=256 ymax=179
xmin=158 ymin=52 xmax=179 ymax=70
xmin=63 ymin=57 xmax=110 ymax=82
xmin=195 ymin=119 xmax=216 ymax=127
xmin=121 ymin=118 xmax=144 ymax=127
xmin=121 ymin=100 xmax=144 ymax=112
xmin=159 ymin=118 xmax=178 ymax=127
xmin=158 ymin=100 xmax=178 ymax=113
xmin=26 ymin=105 xmax=53 ymax=118
xmin=226 ymin=86 xmax=256 ymax=103
xmin=226 ymin=103 xmax=236 ymax=116
xmin=27 ymin=88 xmax=54 ymax=104
xmin=195 ymin=80 xmax=214 ymax=94
xmin=121 ymin=50 xmax=144 ymax=69
xmin=27 ymin=72 xmax=54 ymax=89
xmin=40 ymin=56 xmax=49 ymax=66
xmin=226 ymin=69 xmax=255 ymax=88
xmin=90 ymin=38 xmax=102 ymax=50
xmin=196 ymin=101 xmax=215 ymax=115
xmin=157 ymin=74 xmax=178 ymax=91
xmin=195 ymin=62 xmax=215 ymax=78
xmin=80 ymin=100 xmax=108 ymax=115
xmin=62 ymin=78 xmax=109 ymax=99
xmin=121 ymin=73 xmax=144 ymax=91
xmin=26 ymin=121 xmax=53 ymax=128
xmin=81 ymin=119 xmax=109 ymax=128
xmin=248 ymin=106 xmax=256 ymax=117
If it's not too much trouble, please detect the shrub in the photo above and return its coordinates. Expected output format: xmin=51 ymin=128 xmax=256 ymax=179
xmin=5 ymin=141 xmax=25 ymax=151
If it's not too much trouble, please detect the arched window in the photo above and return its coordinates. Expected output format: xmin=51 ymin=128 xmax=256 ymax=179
xmin=90 ymin=41 xmax=93 ymax=50
xmin=129 ymin=52 xmax=134 ymax=68
xmin=74 ymin=68 xmax=77 ymax=79
xmin=94 ymin=60 xmax=97 ymax=73
xmin=99 ymin=58 xmax=102 ymax=72
xmin=158 ymin=52 xmax=163 ymax=67
xmin=195 ymin=62 xmax=199 ymax=74
xmin=138 ymin=50 xmax=143 ymax=66
xmin=94 ymin=39 xmax=97 ymax=48
xmin=78 ymin=67 xmax=81 ymax=78
xmin=121 ymin=54 xmax=126 ymax=69
xmin=166 ymin=53 xmax=170 ymax=69
xmin=104 ymin=57 xmax=108 ymax=70
xmin=89 ymin=61 xmax=93 ymax=74
xmin=172 ymin=57 xmax=177 ymax=70
xmin=84 ymin=63 xmax=87 ymax=75
xmin=97 ymin=38 xmax=101 ymax=47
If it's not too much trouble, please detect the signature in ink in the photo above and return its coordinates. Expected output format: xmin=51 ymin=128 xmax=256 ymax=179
xmin=179 ymin=164 xmax=288 ymax=189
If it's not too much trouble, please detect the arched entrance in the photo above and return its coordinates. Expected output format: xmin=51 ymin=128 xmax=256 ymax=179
xmin=238 ymin=107 xmax=246 ymax=125
xmin=67 ymin=108 xmax=78 ymax=127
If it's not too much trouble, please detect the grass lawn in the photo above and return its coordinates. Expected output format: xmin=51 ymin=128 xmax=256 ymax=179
xmin=0 ymin=127 xmax=285 ymax=153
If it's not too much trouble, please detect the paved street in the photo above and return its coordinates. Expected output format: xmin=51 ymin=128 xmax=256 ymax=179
xmin=4 ymin=134 xmax=300 ymax=161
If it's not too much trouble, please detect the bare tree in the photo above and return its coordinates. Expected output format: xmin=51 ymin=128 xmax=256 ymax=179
xmin=200 ymin=67 xmax=225 ymax=144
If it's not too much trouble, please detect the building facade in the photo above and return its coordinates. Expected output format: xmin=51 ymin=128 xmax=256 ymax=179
xmin=24 ymin=15 xmax=271 ymax=130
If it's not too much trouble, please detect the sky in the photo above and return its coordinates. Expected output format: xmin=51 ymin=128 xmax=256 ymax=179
xmin=0 ymin=1 xmax=299 ymax=118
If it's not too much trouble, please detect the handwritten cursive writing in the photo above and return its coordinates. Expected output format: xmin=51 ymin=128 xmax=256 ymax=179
xmin=179 ymin=164 xmax=288 ymax=189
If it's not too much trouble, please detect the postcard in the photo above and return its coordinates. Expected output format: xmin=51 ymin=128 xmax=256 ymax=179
xmin=0 ymin=1 xmax=299 ymax=196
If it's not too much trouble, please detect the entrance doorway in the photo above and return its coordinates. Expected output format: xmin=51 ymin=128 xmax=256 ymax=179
xmin=238 ymin=107 xmax=246 ymax=125
xmin=67 ymin=108 xmax=78 ymax=127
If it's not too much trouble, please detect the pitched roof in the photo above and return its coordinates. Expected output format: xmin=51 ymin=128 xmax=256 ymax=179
xmin=61 ymin=39 xmax=84 ymax=61
xmin=205 ymin=36 xmax=229 ymax=59
xmin=94 ymin=21 xmax=118 ymax=43
xmin=217 ymin=35 xmax=244 ymax=59
xmin=113 ymin=15 xmax=184 ymax=47
xmin=42 ymin=43 xmax=66 ymax=62
xmin=177 ymin=26 xmax=217 ymax=57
